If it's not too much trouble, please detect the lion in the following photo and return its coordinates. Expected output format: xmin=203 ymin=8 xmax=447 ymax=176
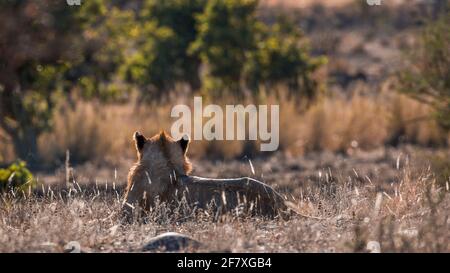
xmin=121 ymin=131 xmax=293 ymax=222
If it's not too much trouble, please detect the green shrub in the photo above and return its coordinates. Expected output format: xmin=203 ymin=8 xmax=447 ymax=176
xmin=0 ymin=161 xmax=35 ymax=192
xmin=244 ymin=16 xmax=326 ymax=99
xmin=399 ymin=13 xmax=450 ymax=130
xmin=189 ymin=0 xmax=260 ymax=96
xmin=189 ymin=0 xmax=323 ymax=99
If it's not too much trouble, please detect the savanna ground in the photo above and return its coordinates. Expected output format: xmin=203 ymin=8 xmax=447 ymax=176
xmin=0 ymin=1 xmax=449 ymax=252
xmin=1 ymin=147 xmax=449 ymax=252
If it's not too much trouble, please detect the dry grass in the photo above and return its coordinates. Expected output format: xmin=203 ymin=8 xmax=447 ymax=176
xmin=0 ymin=156 xmax=448 ymax=253
xmin=0 ymin=89 xmax=447 ymax=165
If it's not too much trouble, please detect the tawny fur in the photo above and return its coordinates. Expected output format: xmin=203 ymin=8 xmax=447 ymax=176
xmin=121 ymin=131 xmax=290 ymax=221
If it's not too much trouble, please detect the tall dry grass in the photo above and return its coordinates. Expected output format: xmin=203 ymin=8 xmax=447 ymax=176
xmin=278 ymin=90 xmax=448 ymax=156
xmin=0 ymin=90 xmax=448 ymax=165
xmin=37 ymin=99 xmax=176 ymax=165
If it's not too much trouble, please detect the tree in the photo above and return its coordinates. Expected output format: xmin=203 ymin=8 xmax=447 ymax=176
xmin=244 ymin=16 xmax=326 ymax=99
xmin=0 ymin=0 xmax=132 ymax=165
xmin=143 ymin=0 xmax=206 ymax=91
xmin=399 ymin=13 xmax=450 ymax=130
xmin=0 ymin=1 xmax=79 ymax=165
xmin=189 ymin=0 xmax=260 ymax=96
xmin=121 ymin=0 xmax=206 ymax=98
xmin=189 ymin=1 xmax=324 ymax=100
xmin=121 ymin=21 xmax=178 ymax=97
xmin=69 ymin=0 xmax=137 ymax=100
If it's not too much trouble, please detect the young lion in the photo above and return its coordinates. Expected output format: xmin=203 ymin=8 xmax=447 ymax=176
xmin=121 ymin=131 xmax=292 ymax=222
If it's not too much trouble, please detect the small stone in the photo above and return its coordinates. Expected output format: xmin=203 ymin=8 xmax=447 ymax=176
xmin=142 ymin=232 xmax=201 ymax=252
xmin=366 ymin=241 xmax=381 ymax=253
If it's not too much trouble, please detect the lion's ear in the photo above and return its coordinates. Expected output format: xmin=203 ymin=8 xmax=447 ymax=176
xmin=178 ymin=135 xmax=190 ymax=155
xmin=133 ymin=131 xmax=146 ymax=152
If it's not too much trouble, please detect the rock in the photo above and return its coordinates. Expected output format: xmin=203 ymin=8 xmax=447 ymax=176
xmin=63 ymin=241 xmax=91 ymax=253
xmin=366 ymin=241 xmax=381 ymax=253
xmin=142 ymin=232 xmax=202 ymax=252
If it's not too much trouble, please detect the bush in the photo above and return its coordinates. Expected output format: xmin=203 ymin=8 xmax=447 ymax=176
xmin=189 ymin=0 xmax=260 ymax=96
xmin=121 ymin=0 xmax=206 ymax=97
xmin=189 ymin=0 xmax=323 ymax=99
xmin=399 ymin=13 xmax=450 ymax=130
xmin=0 ymin=161 xmax=35 ymax=192
xmin=244 ymin=16 xmax=326 ymax=99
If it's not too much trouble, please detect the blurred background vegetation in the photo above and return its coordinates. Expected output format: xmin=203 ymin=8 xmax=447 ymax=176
xmin=0 ymin=0 xmax=449 ymax=171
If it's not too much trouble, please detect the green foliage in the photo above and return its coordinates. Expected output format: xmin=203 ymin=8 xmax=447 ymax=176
xmin=0 ymin=1 xmax=82 ymax=162
xmin=189 ymin=0 xmax=260 ymax=94
xmin=121 ymin=0 xmax=206 ymax=97
xmin=399 ymin=13 xmax=450 ymax=130
xmin=145 ymin=0 xmax=205 ymax=89
xmin=0 ymin=161 xmax=35 ymax=192
xmin=16 ymin=62 xmax=71 ymax=133
xmin=0 ymin=0 xmax=136 ymax=162
xmin=121 ymin=21 xmax=179 ymax=95
xmin=245 ymin=17 xmax=326 ymax=98
xmin=70 ymin=1 xmax=137 ymax=100
xmin=187 ymin=1 xmax=323 ymax=98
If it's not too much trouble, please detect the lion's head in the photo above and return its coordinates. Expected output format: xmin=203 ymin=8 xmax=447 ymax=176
xmin=133 ymin=131 xmax=191 ymax=175
xmin=122 ymin=131 xmax=191 ymax=218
